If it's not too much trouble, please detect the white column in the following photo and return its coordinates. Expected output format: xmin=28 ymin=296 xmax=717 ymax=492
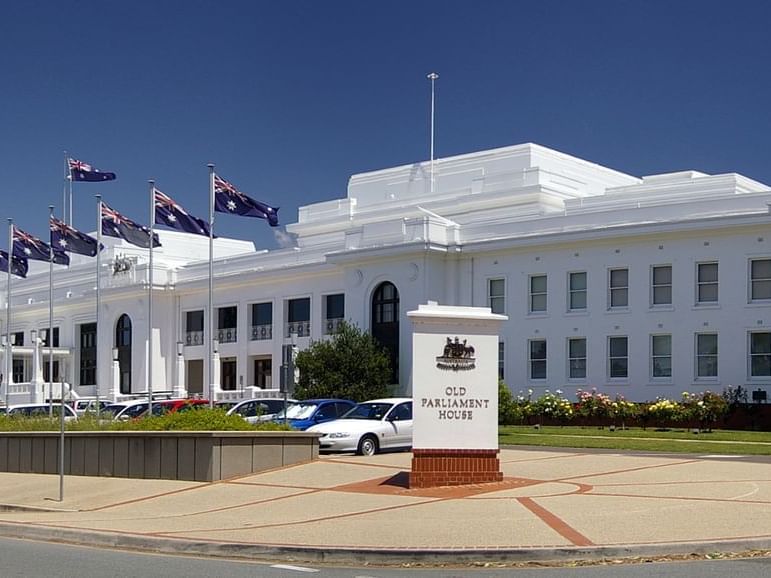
xmin=211 ymin=347 xmax=221 ymax=402
xmin=31 ymin=330 xmax=42 ymax=403
xmin=174 ymin=341 xmax=186 ymax=398
xmin=110 ymin=348 xmax=120 ymax=400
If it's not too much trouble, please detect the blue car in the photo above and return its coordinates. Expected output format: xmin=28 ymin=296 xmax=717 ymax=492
xmin=275 ymin=398 xmax=356 ymax=430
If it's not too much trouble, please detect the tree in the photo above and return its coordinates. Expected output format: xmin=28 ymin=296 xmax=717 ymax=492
xmin=293 ymin=320 xmax=392 ymax=402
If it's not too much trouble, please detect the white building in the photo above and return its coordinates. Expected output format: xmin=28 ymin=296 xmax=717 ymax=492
xmin=3 ymin=142 xmax=771 ymax=405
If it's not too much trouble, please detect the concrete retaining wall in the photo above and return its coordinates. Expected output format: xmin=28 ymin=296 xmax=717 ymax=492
xmin=0 ymin=431 xmax=319 ymax=482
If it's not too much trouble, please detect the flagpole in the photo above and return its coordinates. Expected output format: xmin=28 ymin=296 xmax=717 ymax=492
xmin=95 ymin=195 xmax=102 ymax=410
xmin=5 ymin=219 xmax=12 ymax=410
xmin=68 ymin=160 xmax=74 ymax=227
xmin=48 ymin=206 xmax=55 ymax=417
xmin=63 ymin=153 xmax=69 ymax=226
xmin=148 ymin=180 xmax=154 ymax=416
xmin=208 ymin=164 xmax=215 ymax=409
xmin=427 ymin=72 xmax=439 ymax=194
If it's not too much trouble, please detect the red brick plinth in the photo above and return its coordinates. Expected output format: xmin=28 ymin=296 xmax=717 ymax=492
xmin=410 ymin=448 xmax=503 ymax=488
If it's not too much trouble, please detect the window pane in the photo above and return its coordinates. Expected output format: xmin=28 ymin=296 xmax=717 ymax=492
xmin=490 ymin=296 xmax=504 ymax=315
xmin=288 ymin=298 xmax=310 ymax=322
xmin=252 ymin=303 xmax=272 ymax=325
xmin=653 ymin=266 xmax=671 ymax=284
xmin=752 ymin=280 xmax=771 ymax=300
xmin=697 ymin=356 xmax=718 ymax=377
xmin=609 ymin=337 xmax=627 ymax=357
xmin=653 ymin=357 xmax=671 ymax=377
xmin=653 ymin=286 xmax=671 ymax=305
xmin=698 ymin=284 xmax=718 ymax=302
xmin=697 ymin=334 xmax=717 ymax=355
xmin=751 ymin=333 xmax=771 ymax=354
xmin=531 ymin=361 xmax=546 ymax=379
xmin=610 ymin=358 xmax=628 ymax=378
xmin=570 ymin=291 xmax=586 ymax=309
xmin=530 ymin=294 xmax=547 ymax=312
xmin=611 ymin=288 xmax=628 ymax=307
xmin=489 ymin=278 xmax=504 ymax=297
xmin=569 ymin=359 xmax=586 ymax=378
xmin=326 ymin=294 xmax=345 ymax=319
xmin=610 ymin=269 xmax=628 ymax=287
xmin=652 ymin=335 xmax=671 ymax=355
xmin=530 ymin=340 xmax=546 ymax=359
xmin=530 ymin=275 xmax=547 ymax=293
xmin=751 ymin=355 xmax=771 ymax=376
xmin=698 ymin=263 xmax=718 ymax=282
xmin=752 ymin=259 xmax=771 ymax=279
xmin=570 ymin=272 xmax=586 ymax=291
xmin=569 ymin=338 xmax=586 ymax=357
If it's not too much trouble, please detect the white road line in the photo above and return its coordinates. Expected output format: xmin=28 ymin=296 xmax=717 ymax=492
xmin=698 ymin=454 xmax=745 ymax=459
xmin=270 ymin=563 xmax=319 ymax=573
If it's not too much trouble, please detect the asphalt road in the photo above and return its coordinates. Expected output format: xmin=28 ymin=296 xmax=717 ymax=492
xmin=1 ymin=537 xmax=770 ymax=578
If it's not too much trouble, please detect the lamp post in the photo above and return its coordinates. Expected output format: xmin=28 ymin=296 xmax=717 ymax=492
xmin=427 ymin=72 xmax=439 ymax=194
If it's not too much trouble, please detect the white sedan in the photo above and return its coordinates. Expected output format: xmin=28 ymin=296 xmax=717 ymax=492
xmin=306 ymin=397 xmax=413 ymax=456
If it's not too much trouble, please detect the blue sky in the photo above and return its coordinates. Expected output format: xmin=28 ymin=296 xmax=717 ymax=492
xmin=2 ymin=1 xmax=771 ymax=251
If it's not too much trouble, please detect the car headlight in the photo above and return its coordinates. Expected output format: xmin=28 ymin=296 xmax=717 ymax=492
xmin=327 ymin=432 xmax=349 ymax=439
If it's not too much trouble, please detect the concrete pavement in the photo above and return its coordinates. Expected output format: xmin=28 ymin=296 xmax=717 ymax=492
xmin=0 ymin=448 xmax=770 ymax=564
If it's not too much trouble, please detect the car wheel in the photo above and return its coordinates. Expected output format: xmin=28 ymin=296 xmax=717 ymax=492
xmin=357 ymin=434 xmax=378 ymax=456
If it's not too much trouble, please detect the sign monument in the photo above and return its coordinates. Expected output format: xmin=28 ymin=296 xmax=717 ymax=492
xmin=408 ymin=302 xmax=507 ymax=488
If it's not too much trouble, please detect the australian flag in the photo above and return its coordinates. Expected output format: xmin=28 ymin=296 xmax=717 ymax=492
xmin=101 ymin=203 xmax=160 ymax=249
xmin=154 ymin=189 xmax=211 ymax=236
xmin=214 ymin=174 xmax=279 ymax=227
xmin=68 ymin=158 xmax=117 ymax=182
xmin=50 ymin=217 xmax=100 ymax=257
xmin=13 ymin=226 xmax=70 ymax=265
xmin=0 ymin=250 xmax=28 ymax=278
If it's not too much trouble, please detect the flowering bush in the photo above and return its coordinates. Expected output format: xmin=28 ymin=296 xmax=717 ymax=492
xmin=609 ymin=395 xmax=638 ymax=428
xmin=645 ymin=398 xmax=682 ymax=428
xmin=532 ymin=390 xmax=573 ymax=424
xmin=576 ymin=388 xmax=612 ymax=423
xmin=681 ymin=391 xmax=728 ymax=431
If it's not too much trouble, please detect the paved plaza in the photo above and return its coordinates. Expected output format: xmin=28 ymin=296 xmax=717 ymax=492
xmin=0 ymin=448 xmax=770 ymax=564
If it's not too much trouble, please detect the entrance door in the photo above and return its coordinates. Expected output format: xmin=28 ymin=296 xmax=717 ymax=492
xmin=371 ymin=281 xmax=399 ymax=384
xmin=186 ymin=359 xmax=204 ymax=395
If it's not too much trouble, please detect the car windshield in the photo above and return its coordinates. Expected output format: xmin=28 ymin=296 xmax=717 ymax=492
xmin=102 ymin=404 xmax=126 ymax=417
xmin=341 ymin=402 xmax=393 ymax=420
xmin=276 ymin=402 xmax=317 ymax=420
xmin=120 ymin=403 xmax=148 ymax=418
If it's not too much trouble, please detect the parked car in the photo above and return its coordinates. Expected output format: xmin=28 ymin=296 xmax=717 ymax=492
xmin=227 ymin=398 xmax=296 ymax=424
xmin=6 ymin=403 xmax=78 ymax=421
xmin=70 ymin=399 xmax=110 ymax=415
xmin=306 ymin=397 xmax=413 ymax=456
xmin=274 ymin=398 xmax=356 ymax=430
xmin=143 ymin=398 xmax=209 ymax=417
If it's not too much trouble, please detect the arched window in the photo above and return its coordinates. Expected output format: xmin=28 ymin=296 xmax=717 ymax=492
xmin=371 ymin=282 xmax=399 ymax=384
xmin=115 ymin=314 xmax=132 ymax=394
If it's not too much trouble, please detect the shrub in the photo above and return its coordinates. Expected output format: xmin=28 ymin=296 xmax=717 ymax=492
xmin=498 ymin=381 xmax=523 ymax=425
xmin=608 ymin=395 xmax=638 ymax=428
xmin=533 ymin=390 xmax=573 ymax=424
xmin=681 ymin=391 xmax=729 ymax=431
xmin=645 ymin=398 xmax=682 ymax=429
xmin=576 ymin=388 xmax=612 ymax=424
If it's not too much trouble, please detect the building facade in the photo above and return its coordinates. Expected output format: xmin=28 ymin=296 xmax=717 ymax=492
xmin=3 ymin=143 xmax=771 ymax=405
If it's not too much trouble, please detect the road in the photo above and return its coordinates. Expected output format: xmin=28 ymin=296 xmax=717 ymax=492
xmin=0 ymin=537 xmax=770 ymax=577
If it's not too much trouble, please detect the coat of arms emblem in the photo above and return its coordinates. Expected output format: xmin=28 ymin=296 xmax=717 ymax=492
xmin=436 ymin=336 xmax=476 ymax=371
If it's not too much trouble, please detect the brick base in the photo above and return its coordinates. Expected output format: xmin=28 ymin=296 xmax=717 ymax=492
xmin=410 ymin=448 xmax=503 ymax=488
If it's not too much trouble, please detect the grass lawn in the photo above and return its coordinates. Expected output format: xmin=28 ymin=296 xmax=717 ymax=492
xmin=498 ymin=425 xmax=771 ymax=455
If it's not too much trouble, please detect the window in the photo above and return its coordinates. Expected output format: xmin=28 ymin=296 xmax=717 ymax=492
xmin=569 ymin=272 xmax=587 ymax=310
xmin=568 ymin=337 xmax=586 ymax=379
xmin=750 ymin=259 xmax=771 ymax=301
xmin=696 ymin=333 xmax=718 ymax=378
xmin=254 ymin=357 xmax=272 ymax=388
xmin=609 ymin=268 xmax=628 ymax=308
xmin=529 ymin=275 xmax=547 ymax=313
xmin=529 ymin=339 xmax=546 ymax=380
xmin=652 ymin=265 xmax=672 ymax=306
xmin=498 ymin=341 xmax=505 ymax=381
xmin=488 ymin=278 xmax=505 ymax=314
xmin=608 ymin=336 xmax=628 ymax=379
xmin=750 ymin=332 xmax=771 ymax=377
xmin=115 ymin=314 xmax=132 ymax=394
xmin=251 ymin=302 xmax=272 ymax=341
xmin=371 ymin=282 xmax=399 ymax=384
xmin=324 ymin=293 xmax=345 ymax=334
xmin=41 ymin=327 xmax=59 ymax=348
xmin=651 ymin=334 xmax=672 ymax=378
xmin=287 ymin=297 xmax=311 ymax=337
xmin=79 ymin=323 xmax=97 ymax=386
xmin=11 ymin=331 xmax=23 ymax=346
xmin=12 ymin=359 xmax=24 ymax=383
xmin=217 ymin=306 xmax=237 ymax=343
xmin=221 ymin=357 xmax=237 ymax=390
xmin=185 ymin=310 xmax=204 ymax=346
xmin=697 ymin=262 xmax=718 ymax=303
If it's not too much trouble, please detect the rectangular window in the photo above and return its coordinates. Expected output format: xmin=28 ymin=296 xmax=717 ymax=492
xmin=696 ymin=333 xmax=718 ymax=378
xmin=568 ymin=337 xmax=587 ymax=379
xmin=750 ymin=332 xmax=771 ymax=377
xmin=254 ymin=357 xmax=272 ymax=388
xmin=185 ymin=310 xmax=204 ymax=346
xmin=652 ymin=265 xmax=672 ymax=306
xmin=287 ymin=297 xmax=311 ymax=337
xmin=324 ymin=293 xmax=345 ymax=334
xmin=529 ymin=274 xmax=547 ymax=313
xmin=217 ymin=306 xmax=237 ymax=343
xmin=750 ymin=259 xmax=771 ymax=301
xmin=498 ymin=341 xmax=505 ymax=381
xmin=79 ymin=323 xmax=97 ymax=386
xmin=220 ymin=357 xmax=237 ymax=390
xmin=11 ymin=331 xmax=23 ymax=347
xmin=651 ymin=334 xmax=672 ymax=378
xmin=609 ymin=268 xmax=628 ymax=308
xmin=608 ymin=336 xmax=628 ymax=379
xmin=250 ymin=302 xmax=272 ymax=341
xmin=488 ymin=278 xmax=505 ymax=314
xmin=41 ymin=327 xmax=59 ymax=348
xmin=43 ymin=360 xmax=61 ymax=383
xmin=697 ymin=262 xmax=718 ymax=303
xmin=569 ymin=272 xmax=587 ymax=310
xmin=529 ymin=339 xmax=546 ymax=380
xmin=12 ymin=359 xmax=24 ymax=383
